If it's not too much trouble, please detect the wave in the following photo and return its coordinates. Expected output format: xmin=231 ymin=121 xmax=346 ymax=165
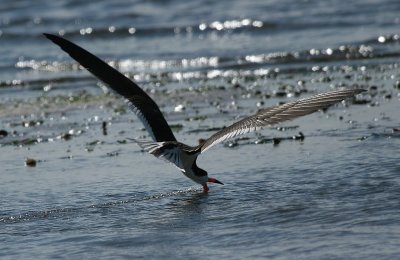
xmin=3 ymin=32 xmax=399 ymax=90
xmin=0 ymin=187 xmax=201 ymax=224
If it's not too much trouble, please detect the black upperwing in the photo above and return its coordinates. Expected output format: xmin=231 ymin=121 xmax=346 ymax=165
xmin=44 ymin=33 xmax=176 ymax=142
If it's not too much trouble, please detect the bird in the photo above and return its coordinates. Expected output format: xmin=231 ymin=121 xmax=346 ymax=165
xmin=44 ymin=33 xmax=364 ymax=192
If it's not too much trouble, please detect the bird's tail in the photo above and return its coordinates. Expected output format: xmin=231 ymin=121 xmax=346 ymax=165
xmin=130 ymin=139 xmax=187 ymax=170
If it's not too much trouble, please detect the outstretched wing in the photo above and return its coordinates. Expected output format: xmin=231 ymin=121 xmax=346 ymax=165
xmin=200 ymin=89 xmax=365 ymax=153
xmin=44 ymin=33 xmax=176 ymax=142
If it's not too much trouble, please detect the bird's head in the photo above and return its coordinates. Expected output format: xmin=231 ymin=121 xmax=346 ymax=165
xmin=202 ymin=177 xmax=224 ymax=192
xmin=207 ymin=177 xmax=224 ymax=185
xmin=193 ymin=167 xmax=223 ymax=185
xmin=192 ymin=162 xmax=223 ymax=192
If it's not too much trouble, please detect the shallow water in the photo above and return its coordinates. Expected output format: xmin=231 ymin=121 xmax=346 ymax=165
xmin=1 ymin=0 xmax=400 ymax=259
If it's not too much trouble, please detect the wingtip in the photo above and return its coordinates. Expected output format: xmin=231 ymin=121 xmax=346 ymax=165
xmin=343 ymin=88 xmax=366 ymax=96
xmin=43 ymin=33 xmax=59 ymax=42
xmin=355 ymin=88 xmax=367 ymax=94
xmin=42 ymin=32 xmax=52 ymax=38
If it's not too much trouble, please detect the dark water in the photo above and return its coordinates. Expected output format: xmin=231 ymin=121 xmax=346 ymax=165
xmin=1 ymin=0 xmax=400 ymax=258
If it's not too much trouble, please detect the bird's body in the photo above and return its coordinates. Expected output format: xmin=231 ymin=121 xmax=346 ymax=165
xmin=44 ymin=33 xmax=364 ymax=192
xmin=132 ymin=140 xmax=217 ymax=191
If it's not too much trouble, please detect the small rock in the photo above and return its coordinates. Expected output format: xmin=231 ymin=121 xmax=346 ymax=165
xmin=102 ymin=121 xmax=108 ymax=135
xmin=369 ymin=86 xmax=378 ymax=96
xmin=106 ymin=151 xmax=119 ymax=157
xmin=169 ymin=124 xmax=183 ymax=130
xmin=353 ymin=99 xmax=370 ymax=105
xmin=233 ymin=83 xmax=242 ymax=89
xmin=254 ymin=90 xmax=262 ymax=96
xmin=272 ymin=138 xmax=281 ymax=146
xmin=256 ymin=101 xmax=264 ymax=107
xmin=174 ymin=104 xmax=185 ymax=112
xmin=227 ymin=142 xmax=238 ymax=148
xmin=25 ymin=158 xmax=37 ymax=167
xmin=293 ymin=132 xmax=305 ymax=141
xmin=273 ymin=90 xmax=287 ymax=98
xmin=61 ymin=133 xmax=72 ymax=140
xmin=297 ymin=80 xmax=305 ymax=87
xmin=394 ymin=81 xmax=400 ymax=89
xmin=0 ymin=129 xmax=8 ymax=138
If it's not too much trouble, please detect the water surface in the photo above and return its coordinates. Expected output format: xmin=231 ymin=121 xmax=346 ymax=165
xmin=1 ymin=0 xmax=400 ymax=259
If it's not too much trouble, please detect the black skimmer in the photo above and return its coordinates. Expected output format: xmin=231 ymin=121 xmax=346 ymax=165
xmin=44 ymin=33 xmax=364 ymax=192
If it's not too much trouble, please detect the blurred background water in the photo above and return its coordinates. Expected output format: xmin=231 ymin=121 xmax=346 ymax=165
xmin=1 ymin=0 xmax=400 ymax=259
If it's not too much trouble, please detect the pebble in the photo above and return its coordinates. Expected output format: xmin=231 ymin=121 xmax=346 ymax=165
xmin=25 ymin=158 xmax=37 ymax=167
xmin=394 ymin=81 xmax=400 ymax=89
xmin=369 ymin=85 xmax=378 ymax=96
xmin=272 ymin=138 xmax=281 ymax=146
xmin=273 ymin=90 xmax=287 ymax=98
xmin=256 ymin=101 xmax=264 ymax=107
xmin=60 ymin=133 xmax=72 ymax=140
xmin=0 ymin=129 xmax=8 ymax=138
xmin=102 ymin=121 xmax=108 ymax=135
xmin=174 ymin=104 xmax=185 ymax=112
xmin=293 ymin=132 xmax=305 ymax=141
